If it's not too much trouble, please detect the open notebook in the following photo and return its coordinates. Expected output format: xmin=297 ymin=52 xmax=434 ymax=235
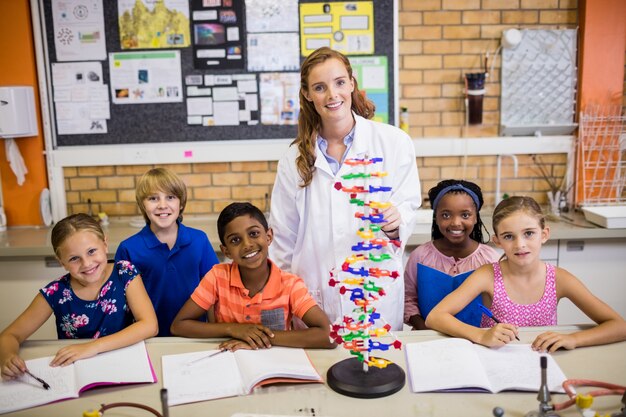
xmin=405 ymin=338 xmax=567 ymax=393
xmin=162 ymin=347 xmax=322 ymax=406
xmin=0 ymin=341 xmax=156 ymax=414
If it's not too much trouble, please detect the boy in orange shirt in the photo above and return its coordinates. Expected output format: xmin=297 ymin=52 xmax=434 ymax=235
xmin=171 ymin=202 xmax=334 ymax=351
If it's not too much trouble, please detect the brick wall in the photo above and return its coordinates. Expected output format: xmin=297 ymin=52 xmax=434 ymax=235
xmin=399 ymin=0 xmax=577 ymax=137
xmin=64 ymin=1 xmax=577 ymax=217
xmin=64 ymin=152 xmax=567 ymax=217
xmin=65 ymin=162 xmax=278 ymax=217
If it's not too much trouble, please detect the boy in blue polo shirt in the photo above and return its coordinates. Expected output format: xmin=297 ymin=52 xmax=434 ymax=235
xmin=115 ymin=167 xmax=219 ymax=336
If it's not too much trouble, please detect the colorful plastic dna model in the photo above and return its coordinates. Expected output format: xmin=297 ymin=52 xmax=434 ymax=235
xmin=326 ymin=156 xmax=405 ymax=398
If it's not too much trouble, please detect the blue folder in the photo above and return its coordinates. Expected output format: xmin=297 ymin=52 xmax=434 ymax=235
xmin=416 ymin=263 xmax=482 ymax=327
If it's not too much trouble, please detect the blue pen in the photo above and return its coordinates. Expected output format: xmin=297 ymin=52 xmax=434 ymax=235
xmin=478 ymin=304 xmax=520 ymax=341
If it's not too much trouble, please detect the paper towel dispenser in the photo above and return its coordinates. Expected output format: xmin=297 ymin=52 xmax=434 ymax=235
xmin=0 ymin=86 xmax=38 ymax=138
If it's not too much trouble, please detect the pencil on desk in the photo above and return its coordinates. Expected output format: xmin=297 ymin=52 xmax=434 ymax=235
xmin=478 ymin=303 xmax=521 ymax=341
xmin=187 ymin=349 xmax=227 ymax=365
xmin=25 ymin=369 xmax=51 ymax=390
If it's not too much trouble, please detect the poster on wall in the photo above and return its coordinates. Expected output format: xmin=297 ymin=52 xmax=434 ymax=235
xmin=259 ymin=73 xmax=299 ymax=125
xmin=247 ymin=33 xmax=299 ymax=72
xmin=52 ymin=0 xmax=107 ymax=61
xmin=109 ymin=51 xmax=183 ymax=104
xmin=51 ymin=61 xmax=109 ymax=134
xmin=245 ymin=0 xmax=298 ymax=33
xmin=118 ymin=0 xmax=190 ymax=49
xmin=185 ymin=74 xmax=259 ymax=126
xmin=350 ymin=56 xmax=388 ymax=123
xmin=190 ymin=0 xmax=246 ymax=70
xmin=299 ymin=1 xmax=374 ymax=57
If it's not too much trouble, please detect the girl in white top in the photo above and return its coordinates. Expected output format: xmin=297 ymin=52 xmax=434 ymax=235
xmin=269 ymin=47 xmax=421 ymax=330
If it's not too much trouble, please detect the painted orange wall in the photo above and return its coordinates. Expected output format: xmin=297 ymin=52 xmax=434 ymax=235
xmin=578 ymin=0 xmax=626 ymax=109
xmin=0 ymin=0 xmax=48 ymax=226
xmin=575 ymin=0 xmax=626 ymax=205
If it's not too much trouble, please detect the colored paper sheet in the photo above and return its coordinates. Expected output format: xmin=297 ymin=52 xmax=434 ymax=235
xmin=118 ymin=0 xmax=190 ymax=49
xmin=109 ymin=51 xmax=183 ymax=104
xmin=300 ymin=1 xmax=374 ymax=56
xmin=191 ymin=0 xmax=245 ymax=70
xmin=350 ymin=56 xmax=389 ymax=123
xmin=259 ymin=73 xmax=300 ymax=125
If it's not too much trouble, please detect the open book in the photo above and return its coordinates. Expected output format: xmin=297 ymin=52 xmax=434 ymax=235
xmin=0 ymin=341 xmax=156 ymax=414
xmin=405 ymin=338 xmax=567 ymax=393
xmin=162 ymin=347 xmax=322 ymax=406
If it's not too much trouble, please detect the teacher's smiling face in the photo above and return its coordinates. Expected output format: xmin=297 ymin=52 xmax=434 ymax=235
xmin=304 ymin=58 xmax=355 ymax=126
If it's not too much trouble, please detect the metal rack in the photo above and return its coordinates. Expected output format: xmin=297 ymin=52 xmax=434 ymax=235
xmin=500 ymin=29 xmax=578 ymax=136
xmin=576 ymin=107 xmax=626 ymax=206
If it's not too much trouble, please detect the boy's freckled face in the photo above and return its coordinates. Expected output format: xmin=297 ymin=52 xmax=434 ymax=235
xmin=220 ymin=215 xmax=273 ymax=270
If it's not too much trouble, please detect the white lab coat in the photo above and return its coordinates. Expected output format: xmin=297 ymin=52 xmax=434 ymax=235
xmin=269 ymin=114 xmax=422 ymax=330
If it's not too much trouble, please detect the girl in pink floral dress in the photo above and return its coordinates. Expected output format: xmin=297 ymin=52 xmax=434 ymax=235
xmin=0 ymin=214 xmax=157 ymax=381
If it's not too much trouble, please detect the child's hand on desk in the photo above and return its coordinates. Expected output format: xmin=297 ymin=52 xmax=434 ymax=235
xmin=1 ymin=354 xmax=26 ymax=380
xmin=219 ymin=339 xmax=255 ymax=352
xmin=532 ymin=331 xmax=576 ymax=353
xmin=50 ymin=342 xmax=99 ymax=367
xmin=229 ymin=324 xmax=274 ymax=349
xmin=479 ymin=323 xmax=519 ymax=347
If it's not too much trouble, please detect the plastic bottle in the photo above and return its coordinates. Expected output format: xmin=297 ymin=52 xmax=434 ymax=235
xmin=400 ymin=107 xmax=409 ymax=133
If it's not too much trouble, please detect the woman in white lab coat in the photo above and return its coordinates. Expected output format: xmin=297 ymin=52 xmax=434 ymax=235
xmin=269 ymin=47 xmax=421 ymax=330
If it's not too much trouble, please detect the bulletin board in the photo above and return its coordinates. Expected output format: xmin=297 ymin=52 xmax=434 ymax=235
xmin=37 ymin=0 xmax=396 ymax=147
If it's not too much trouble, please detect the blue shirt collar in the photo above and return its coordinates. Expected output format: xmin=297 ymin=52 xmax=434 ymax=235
xmin=316 ymin=126 xmax=355 ymax=175
xmin=139 ymin=221 xmax=191 ymax=249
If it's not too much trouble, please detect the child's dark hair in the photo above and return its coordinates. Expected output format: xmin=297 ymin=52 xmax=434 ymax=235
xmin=51 ymin=213 xmax=105 ymax=257
xmin=427 ymin=179 xmax=489 ymax=244
xmin=492 ymin=196 xmax=545 ymax=235
xmin=217 ymin=202 xmax=268 ymax=245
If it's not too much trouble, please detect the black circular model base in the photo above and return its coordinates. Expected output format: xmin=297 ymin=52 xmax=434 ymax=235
xmin=326 ymin=357 xmax=405 ymax=398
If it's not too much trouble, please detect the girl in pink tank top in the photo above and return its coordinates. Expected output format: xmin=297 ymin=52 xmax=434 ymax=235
xmin=480 ymin=262 xmax=557 ymax=327
xmin=425 ymin=196 xmax=626 ymax=353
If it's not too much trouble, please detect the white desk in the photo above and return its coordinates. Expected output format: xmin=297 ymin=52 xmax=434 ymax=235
xmin=3 ymin=327 xmax=625 ymax=417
